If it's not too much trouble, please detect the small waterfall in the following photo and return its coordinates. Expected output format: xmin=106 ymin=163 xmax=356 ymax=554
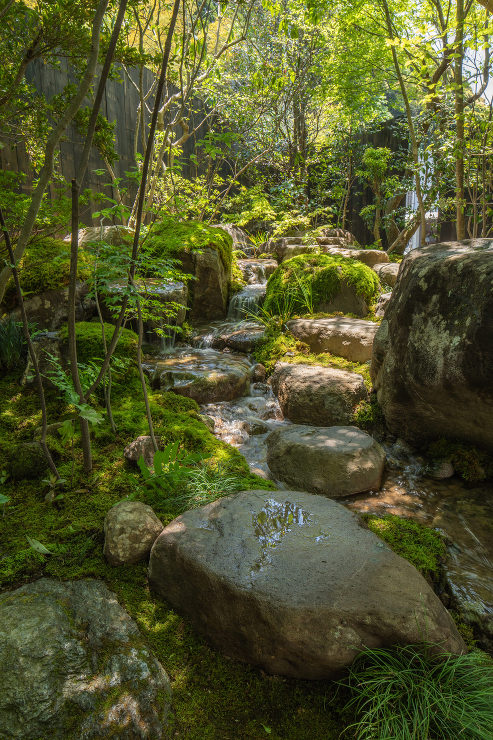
xmin=228 ymin=284 xmax=266 ymax=319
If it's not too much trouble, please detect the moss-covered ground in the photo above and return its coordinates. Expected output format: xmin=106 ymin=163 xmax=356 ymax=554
xmin=0 ymin=365 xmax=353 ymax=739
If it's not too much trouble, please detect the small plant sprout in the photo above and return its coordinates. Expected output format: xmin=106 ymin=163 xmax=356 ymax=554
xmin=42 ymin=472 xmax=67 ymax=504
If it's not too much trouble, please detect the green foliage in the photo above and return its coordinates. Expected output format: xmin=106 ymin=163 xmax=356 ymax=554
xmin=138 ymin=442 xmax=204 ymax=491
xmin=222 ymin=185 xmax=276 ymax=231
xmin=0 ymin=317 xmax=26 ymax=371
xmin=5 ymin=237 xmax=92 ymax=300
xmin=264 ymin=254 xmax=380 ymax=315
xmin=365 ymin=514 xmax=446 ymax=578
xmin=147 ymin=217 xmax=233 ymax=274
xmin=340 ymin=644 xmax=493 ymax=740
xmin=59 ymin=322 xmax=138 ymax=365
xmin=353 ymin=395 xmax=385 ymax=430
xmin=427 ymin=439 xmax=493 ymax=482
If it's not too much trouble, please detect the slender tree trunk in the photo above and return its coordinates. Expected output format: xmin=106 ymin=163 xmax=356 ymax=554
xmin=0 ymin=209 xmax=58 ymax=476
xmin=455 ymin=0 xmax=466 ymax=240
xmin=136 ymin=295 xmax=158 ymax=451
xmin=67 ymin=0 xmax=128 ymax=472
xmin=381 ymin=0 xmax=427 ymax=244
xmin=0 ymin=0 xmax=109 ymax=305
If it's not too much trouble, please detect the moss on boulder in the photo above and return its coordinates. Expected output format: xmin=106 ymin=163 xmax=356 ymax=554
xmin=264 ymin=254 xmax=380 ymax=317
xmin=59 ymin=322 xmax=138 ymax=365
xmin=147 ymin=217 xmax=233 ymax=274
xmin=4 ymin=238 xmax=92 ymax=304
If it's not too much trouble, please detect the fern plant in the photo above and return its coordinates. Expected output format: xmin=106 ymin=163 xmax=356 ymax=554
xmin=137 ymin=442 xmax=204 ymax=492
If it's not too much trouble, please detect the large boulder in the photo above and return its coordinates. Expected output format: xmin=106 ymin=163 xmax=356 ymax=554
xmin=371 ymin=240 xmax=493 ymax=451
xmin=183 ymin=248 xmax=230 ymax=319
xmin=148 ymin=490 xmax=465 ymax=679
xmin=0 ymin=578 xmax=170 ymax=739
xmin=270 ymin=362 xmax=367 ymax=425
xmin=287 ymin=317 xmax=379 ymax=362
xmin=9 ymin=281 xmax=94 ymax=331
xmin=373 ymin=262 xmax=400 ymax=287
xmin=264 ymin=254 xmax=380 ymax=318
xmin=71 ymin=225 xmax=134 ymax=248
xmin=148 ymin=348 xmax=251 ymax=403
xmin=104 ymin=501 xmax=164 ymax=566
xmin=213 ymin=223 xmax=251 ymax=251
xmin=266 ymin=425 xmax=385 ymax=496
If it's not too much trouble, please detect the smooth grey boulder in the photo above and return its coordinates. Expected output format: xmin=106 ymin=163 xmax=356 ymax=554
xmin=70 ymin=225 xmax=133 ymax=248
xmin=371 ymin=240 xmax=493 ymax=451
xmin=9 ymin=281 xmax=94 ymax=331
xmin=266 ymin=425 xmax=385 ymax=496
xmin=104 ymin=500 xmax=164 ymax=566
xmin=124 ymin=435 xmax=155 ymax=467
xmin=375 ymin=292 xmax=392 ymax=317
xmin=148 ymin=490 xmax=465 ymax=679
xmin=0 ymin=579 xmax=170 ymax=739
xmin=270 ymin=362 xmax=367 ymax=426
xmin=373 ymin=262 xmax=400 ymax=287
xmin=287 ymin=317 xmax=379 ymax=362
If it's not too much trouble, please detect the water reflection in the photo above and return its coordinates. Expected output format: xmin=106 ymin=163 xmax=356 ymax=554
xmin=252 ymin=499 xmax=311 ymax=573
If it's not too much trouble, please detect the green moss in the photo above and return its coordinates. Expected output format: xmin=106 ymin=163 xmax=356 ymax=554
xmin=353 ymin=395 xmax=385 ymax=430
xmin=231 ymin=250 xmax=246 ymax=293
xmin=0 ymin=373 xmax=347 ymax=739
xmin=427 ymin=439 xmax=493 ymax=482
xmin=4 ymin=238 xmax=92 ymax=301
xmin=147 ymin=217 xmax=233 ymax=274
xmin=254 ymin=326 xmax=371 ymax=384
xmin=264 ymin=254 xmax=380 ymax=315
xmin=59 ymin=322 xmax=138 ymax=365
xmin=364 ymin=514 xmax=446 ymax=579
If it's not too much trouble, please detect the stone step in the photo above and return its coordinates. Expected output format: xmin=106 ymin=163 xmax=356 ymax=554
xmin=287 ymin=317 xmax=379 ymax=362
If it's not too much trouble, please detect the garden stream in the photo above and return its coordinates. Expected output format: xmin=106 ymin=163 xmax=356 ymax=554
xmin=146 ymin=257 xmax=493 ymax=648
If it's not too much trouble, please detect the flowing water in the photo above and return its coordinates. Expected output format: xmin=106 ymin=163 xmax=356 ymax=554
xmin=148 ymin=255 xmax=493 ymax=649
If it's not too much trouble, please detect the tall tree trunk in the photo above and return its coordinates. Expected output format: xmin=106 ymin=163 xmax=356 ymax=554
xmin=455 ymin=0 xmax=466 ymax=240
xmin=0 ymin=0 xmax=109 ymax=305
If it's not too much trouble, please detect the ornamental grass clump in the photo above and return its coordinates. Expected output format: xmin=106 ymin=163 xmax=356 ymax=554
xmin=340 ymin=643 xmax=493 ymax=740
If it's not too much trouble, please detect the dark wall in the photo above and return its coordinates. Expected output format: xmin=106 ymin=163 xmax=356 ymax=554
xmin=0 ymin=60 xmax=211 ymax=225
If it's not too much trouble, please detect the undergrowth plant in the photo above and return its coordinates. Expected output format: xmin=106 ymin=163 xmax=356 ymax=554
xmin=340 ymin=643 xmax=493 ymax=740
xmin=0 ymin=317 xmax=27 ymax=371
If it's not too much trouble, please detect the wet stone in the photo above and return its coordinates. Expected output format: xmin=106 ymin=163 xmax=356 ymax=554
xmin=148 ymin=490 xmax=465 ymax=679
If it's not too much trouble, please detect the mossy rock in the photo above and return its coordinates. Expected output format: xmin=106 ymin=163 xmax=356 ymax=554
xmin=147 ymin=218 xmax=233 ymax=319
xmin=365 ymin=514 xmax=446 ymax=580
xmin=147 ymin=217 xmax=233 ymax=274
xmin=264 ymin=254 xmax=380 ymax=318
xmin=9 ymin=441 xmax=49 ymax=480
xmin=4 ymin=238 xmax=92 ymax=305
xmin=59 ymin=322 xmax=138 ymax=365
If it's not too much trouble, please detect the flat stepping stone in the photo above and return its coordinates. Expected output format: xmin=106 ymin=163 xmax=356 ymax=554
xmin=148 ymin=490 xmax=465 ymax=679
xmin=373 ymin=262 xmax=400 ymax=287
xmin=270 ymin=362 xmax=367 ymax=426
xmin=266 ymin=425 xmax=385 ymax=496
xmin=323 ymin=247 xmax=389 ymax=267
xmin=147 ymin=348 xmax=251 ymax=403
xmin=287 ymin=317 xmax=379 ymax=362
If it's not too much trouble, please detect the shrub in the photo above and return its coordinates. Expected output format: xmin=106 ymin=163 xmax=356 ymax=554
xmin=340 ymin=644 xmax=493 ymax=740
xmin=264 ymin=254 xmax=379 ymax=315
xmin=147 ymin=217 xmax=233 ymax=274
xmin=0 ymin=317 xmax=26 ymax=371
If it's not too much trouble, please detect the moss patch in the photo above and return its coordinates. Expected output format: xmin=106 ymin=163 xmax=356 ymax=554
xmin=364 ymin=514 xmax=446 ymax=580
xmin=59 ymin=322 xmax=138 ymax=365
xmin=4 ymin=238 xmax=92 ymax=303
xmin=254 ymin=326 xmax=371 ymax=384
xmin=0 ymin=369 xmax=349 ymax=739
xmin=426 ymin=439 xmax=493 ymax=482
xmin=264 ymin=254 xmax=380 ymax=315
xmin=147 ymin=218 xmax=233 ymax=274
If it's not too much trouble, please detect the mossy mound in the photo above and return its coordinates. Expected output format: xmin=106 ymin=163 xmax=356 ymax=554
xmin=264 ymin=254 xmax=380 ymax=315
xmin=147 ymin=217 xmax=233 ymax=274
xmin=4 ymin=238 xmax=92 ymax=303
xmin=59 ymin=322 xmax=138 ymax=365
xmin=365 ymin=514 xmax=446 ymax=580
xmin=427 ymin=439 xmax=493 ymax=482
